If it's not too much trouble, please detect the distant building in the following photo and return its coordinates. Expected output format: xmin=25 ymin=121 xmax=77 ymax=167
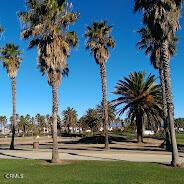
xmin=178 ymin=128 xmax=184 ymax=132
xmin=0 ymin=125 xmax=11 ymax=135
xmin=143 ymin=130 xmax=155 ymax=135
xmin=109 ymin=122 xmax=123 ymax=131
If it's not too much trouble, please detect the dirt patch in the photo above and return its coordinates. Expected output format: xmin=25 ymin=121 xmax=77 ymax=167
xmin=178 ymin=162 xmax=184 ymax=168
xmin=158 ymin=162 xmax=184 ymax=169
xmin=41 ymin=159 xmax=79 ymax=166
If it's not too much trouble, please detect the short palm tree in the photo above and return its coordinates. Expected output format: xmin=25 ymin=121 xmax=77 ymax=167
xmin=46 ymin=114 xmax=52 ymax=131
xmin=18 ymin=115 xmax=29 ymax=137
xmin=134 ymin=0 xmax=182 ymax=167
xmin=19 ymin=0 xmax=79 ymax=163
xmin=62 ymin=107 xmax=78 ymax=134
xmin=137 ymin=26 xmax=177 ymax=150
xmin=85 ymin=21 xmax=115 ymax=149
xmin=84 ymin=108 xmax=101 ymax=134
xmin=112 ymin=72 xmax=163 ymax=143
xmin=0 ymin=116 xmax=7 ymax=133
xmin=0 ymin=43 xmax=22 ymax=150
xmin=78 ymin=116 xmax=87 ymax=133
xmin=35 ymin=114 xmax=46 ymax=133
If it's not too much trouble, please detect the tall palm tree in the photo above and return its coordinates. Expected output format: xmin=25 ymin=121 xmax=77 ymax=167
xmin=19 ymin=0 xmax=79 ymax=163
xmin=62 ymin=107 xmax=78 ymax=133
xmin=134 ymin=0 xmax=182 ymax=167
xmin=0 ymin=43 xmax=22 ymax=150
xmin=137 ymin=26 xmax=178 ymax=150
xmin=96 ymin=101 xmax=117 ymax=127
xmin=112 ymin=72 xmax=163 ymax=143
xmin=85 ymin=21 xmax=115 ymax=149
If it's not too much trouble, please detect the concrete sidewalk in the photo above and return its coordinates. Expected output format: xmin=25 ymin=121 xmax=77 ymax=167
xmin=0 ymin=136 xmax=183 ymax=163
xmin=0 ymin=148 xmax=183 ymax=163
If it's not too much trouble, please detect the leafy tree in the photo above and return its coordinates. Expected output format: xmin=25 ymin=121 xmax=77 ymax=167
xmin=19 ymin=0 xmax=79 ymax=163
xmin=85 ymin=21 xmax=115 ymax=149
xmin=134 ymin=0 xmax=182 ymax=167
xmin=112 ymin=72 xmax=163 ymax=143
xmin=0 ymin=43 xmax=22 ymax=149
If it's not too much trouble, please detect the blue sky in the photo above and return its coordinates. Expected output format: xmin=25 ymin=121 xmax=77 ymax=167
xmin=0 ymin=0 xmax=183 ymax=120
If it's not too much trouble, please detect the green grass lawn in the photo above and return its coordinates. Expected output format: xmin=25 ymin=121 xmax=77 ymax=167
xmin=177 ymin=133 xmax=184 ymax=145
xmin=0 ymin=159 xmax=184 ymax=184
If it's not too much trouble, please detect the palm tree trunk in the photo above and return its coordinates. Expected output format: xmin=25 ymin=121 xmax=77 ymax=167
xmin=51 ymin=80 xmax=59 ymax=163
xmin=3 ymin=123 xmax=5 ymax=135
xmin=72 ymin=126 xmax=74 ymax=134
xmin=159 ymin=68 xmax=171 ymax=151
xmin=10 ymin=78 xmax=16 ymax=150
xmin=161 ymin=40 xmax=180 ymax=167
xmin=136 ymin=113 xmax=143 ymax=143
xmin=99 ymin=63 xmax=109 ymax=149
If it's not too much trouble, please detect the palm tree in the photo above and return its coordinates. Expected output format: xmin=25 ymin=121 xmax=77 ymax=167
xmin=78 ymin=116 xmax=86 ymax=134
xmin=19 ymin=0 xmax=79 ymax=163
xmin=84 ymin=108 xmax=101 ymax=135
xmin=27 ymin=117 xmax=35 ymax=136
xmin=0 ymin=116 xmax=7 ymax=134
xmin=62 ymin=107 xmax=78 ymax=134
xmin=96 ymin=101 xmax=117 ymax=127
xmin=85 ymin=21 xmax=115 ymax=149
xmin=112 ymin=72 xmax=163 ymax=143
xmin=10 ymin=114 xmax=20 ymax=135
xmin=46 ymin=114 xmax=52 ymax=132
xmin=18 ymin=115 xmax=29 ymax=137
xmin=137 ymin=26 xmax=178 ymax=150
xmin=0 ymin=43 xmax=22 ymax=150
xmin=134 ymin=0 xmax=182 ymax=167
xmin=35 ymin=114 xmax=46 ymax=133
xmin=24 ymin=114 xmax=33 ymax=135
